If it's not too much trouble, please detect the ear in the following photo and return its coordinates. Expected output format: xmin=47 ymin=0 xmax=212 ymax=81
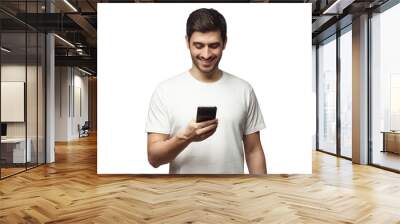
xmin=185 ymin=35 xmax=190 ymax=49
xmin=223 ymin=37 xmax=227 ymax=50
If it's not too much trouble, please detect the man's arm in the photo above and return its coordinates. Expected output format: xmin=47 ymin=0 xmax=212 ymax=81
xmin=147 ymin=118 xmax=218 ymax=168
xmin=243 ymin=131 xmax=267 ymax=174
xmin=147 ymin=133 xmax=191 ymax=168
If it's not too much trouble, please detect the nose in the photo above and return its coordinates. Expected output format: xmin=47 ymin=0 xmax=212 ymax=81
xmin=200 ymin=47 xmax=212 ymax=60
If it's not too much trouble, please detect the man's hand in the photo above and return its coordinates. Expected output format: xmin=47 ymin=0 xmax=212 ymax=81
xmin=176 ymin=118 xmax=218 ymax=142
xmin=147 ymin=118 xmax=218 ymax=168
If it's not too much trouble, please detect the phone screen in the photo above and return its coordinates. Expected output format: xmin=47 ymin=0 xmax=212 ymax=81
xmin=196 ymin=106 xmax=217 ymax=122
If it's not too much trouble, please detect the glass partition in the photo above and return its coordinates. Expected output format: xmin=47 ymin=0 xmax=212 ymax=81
xmin=38 ymin=31 xmax=45 ymax=165
xmin=27 ymin=31 xmax=38 ymax=169
xmin=1 ymin=31 xmax=28 ymax=177
xmin=339 ymin=27 xmax=352 ymax=158
xmin=317 ymin=35 xmax=337 ymax=155
xmin=0 ymin=1 xmax=46 ymax=179
xmin=26 ymin=0 xmax=45 ymax=169
xmin=371 ymin=3 xmax=400 ymax=171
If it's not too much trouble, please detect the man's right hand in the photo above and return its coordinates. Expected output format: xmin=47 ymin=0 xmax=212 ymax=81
xmin=147 ymin=118 xmax=218 ymax=168
xmin=176 ymin=118 xmax=218 ymax=142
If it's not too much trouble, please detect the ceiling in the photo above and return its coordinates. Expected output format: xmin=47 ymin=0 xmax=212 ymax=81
xmin=0 ymin=0 xmax=393 ymax=75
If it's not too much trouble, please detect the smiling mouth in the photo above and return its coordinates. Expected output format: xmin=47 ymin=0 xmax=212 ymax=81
xmin=199 ymin=58 xmax=215 ymax=66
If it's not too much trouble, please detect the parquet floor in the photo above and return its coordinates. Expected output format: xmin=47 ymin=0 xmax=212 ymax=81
xmin=373 ymin=151 xmax=400 ymax=171
xmin=1 ymin=134 xmax=400 ymax=223
xmin=0 ymin=167 xmax=26 ymax=178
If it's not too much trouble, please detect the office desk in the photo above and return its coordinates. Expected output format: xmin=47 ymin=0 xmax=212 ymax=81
xmin=1 ymin=138 xmax=32 ymax=163
xmin=381 ymin=131 xmax=400 ymax=154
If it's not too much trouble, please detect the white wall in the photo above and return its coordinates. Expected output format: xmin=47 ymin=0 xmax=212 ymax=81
xmin=55 ymin=67 xmax=89 ymax=141
xmin=55 ymin=66 xmax=69 ymax=141
xmin=312 ymin=45 xmax=317 ymax=150
xmin=1 ymin=65 xmax=40 ymax=138
xmin=1 ymin=64 xmax=46 ymax=163
xmin=73 ymin=72 xmax=89 ymax=136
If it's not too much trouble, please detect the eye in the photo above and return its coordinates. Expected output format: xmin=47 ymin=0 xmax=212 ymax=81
xmin=194 ymin=43 xmax=204 ymax=49
xmin=209 ymin=43 xmax=220 ymax=49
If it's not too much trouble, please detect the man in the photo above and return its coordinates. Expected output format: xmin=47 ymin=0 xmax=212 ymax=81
xmin=145 ymin=8 xmax=267 ymax=174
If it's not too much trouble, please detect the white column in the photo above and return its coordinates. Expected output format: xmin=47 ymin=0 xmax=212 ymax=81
xmin=352 ymin=14 xmax=369 ymax=164
xmin=46 ymin=1 xmax=55 ymax=163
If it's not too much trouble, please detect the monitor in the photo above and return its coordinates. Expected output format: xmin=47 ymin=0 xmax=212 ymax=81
xmin=1 ymin=123 xmax=7 ymax=137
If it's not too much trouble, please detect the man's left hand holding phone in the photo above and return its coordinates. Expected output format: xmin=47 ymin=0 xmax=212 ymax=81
xmin=176 ymin=106 xmax=218 ymax=142
xmin=148 ymin=106 xmax=218 ymax=168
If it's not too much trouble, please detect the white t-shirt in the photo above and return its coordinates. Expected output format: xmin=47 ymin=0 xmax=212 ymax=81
xmin=145 ymin=70 xmax=265 ymax=174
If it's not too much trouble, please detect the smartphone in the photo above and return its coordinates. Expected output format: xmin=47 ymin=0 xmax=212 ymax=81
xmin=196 ymin=106 xmax=217 ymax=122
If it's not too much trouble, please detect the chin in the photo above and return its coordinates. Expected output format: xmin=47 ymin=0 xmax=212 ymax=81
xmin=200 ymin=68 xmax=217 ymax=75
xmin=200 ymin=66 xmax=214 ymax=72
xmin=197 ymin=63 xmax=217 ymax=73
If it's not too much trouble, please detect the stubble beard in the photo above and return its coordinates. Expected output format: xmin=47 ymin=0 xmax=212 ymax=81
xmin=191 ymin=54 xmax=222 ymax=77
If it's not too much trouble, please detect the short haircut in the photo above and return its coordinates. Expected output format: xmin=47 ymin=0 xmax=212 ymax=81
xmin=186 ymin=8 xmax=227 ymax=43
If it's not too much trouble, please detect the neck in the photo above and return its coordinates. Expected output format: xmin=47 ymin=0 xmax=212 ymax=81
xmin=189 ymin=66 xmax=222 ymax=83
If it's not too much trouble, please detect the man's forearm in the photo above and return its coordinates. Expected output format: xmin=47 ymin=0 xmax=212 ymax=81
xmin=148 ymin=135 xmax=191 ymax=168
xmin=245 ymin=146 xmax=267 ymax=174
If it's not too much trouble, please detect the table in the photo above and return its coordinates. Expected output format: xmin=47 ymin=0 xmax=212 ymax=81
xmin=381 ymin=131 xmax=400 ymax=154
xmin=1 ymin=138 xmax=32 ymax=164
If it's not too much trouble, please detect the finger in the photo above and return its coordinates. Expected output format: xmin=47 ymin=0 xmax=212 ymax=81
xmin=202 ymin=128 xmax=216 ymax=139
xmin=205 ymin=127 xmax=217 ymax=135
xmin=196 ymin=123 xmax=217 ymax=135
xmin=202 ymin=127 xmax=216 ymax=136
xmin=197 ymin=118 xmax=218 ymax=128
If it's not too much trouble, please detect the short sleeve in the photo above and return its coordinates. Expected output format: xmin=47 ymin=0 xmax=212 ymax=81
xmin=145 ymin=85 xmax=170 ymax=134
xmin=244 ymin=88 xmax=266 ymax=135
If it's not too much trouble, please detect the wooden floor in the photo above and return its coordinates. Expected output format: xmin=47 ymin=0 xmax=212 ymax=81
xmin=1 ymin=134 xmax=400 ymax=223
xmin=0 ymin=167 xmax=26 ymax=178
xmin=1 ymin=162 xmax=45 ymax=178
xmin=373 ymin=150 xmax=400 ymax=171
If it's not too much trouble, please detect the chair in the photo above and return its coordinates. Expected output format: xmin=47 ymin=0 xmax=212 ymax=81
xmin=79 ymin=121 xmax=90 ymax=138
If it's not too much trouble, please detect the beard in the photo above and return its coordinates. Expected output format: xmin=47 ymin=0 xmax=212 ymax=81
xmin=191 ymin=54 xmax=222 ymax=75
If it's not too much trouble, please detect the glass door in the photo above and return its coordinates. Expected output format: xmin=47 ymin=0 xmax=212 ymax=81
xmin=370 ymin=3 xmax=400 ymax=171
xmin=339 ymin=27 xmax=352 ymax=159
xmin=317 ymin=35 xmax=337 ymax=155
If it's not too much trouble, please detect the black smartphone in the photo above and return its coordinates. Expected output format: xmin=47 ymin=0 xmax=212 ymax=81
xmin=196 ymin=106 xmax=217 ymax=122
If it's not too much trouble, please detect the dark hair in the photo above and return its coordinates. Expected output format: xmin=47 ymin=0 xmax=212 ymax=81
xmin=186 ymin=8 xmax=227 ymax=43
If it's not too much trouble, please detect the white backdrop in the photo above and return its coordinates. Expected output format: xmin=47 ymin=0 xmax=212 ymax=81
xmin=98 ymin=3 xmax=312 ymax=174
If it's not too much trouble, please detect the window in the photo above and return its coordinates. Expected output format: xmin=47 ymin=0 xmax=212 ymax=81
xmin=371 ymin=2 xmax=400 ymax=171
xmin=318 ymin=36 xmax=337 ymax=155
xmin=339 ymin=28 xmax=352 ymax=158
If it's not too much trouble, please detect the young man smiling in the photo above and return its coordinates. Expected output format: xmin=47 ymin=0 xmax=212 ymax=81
xmin=145 ymin=8 xmax=267 ymax=174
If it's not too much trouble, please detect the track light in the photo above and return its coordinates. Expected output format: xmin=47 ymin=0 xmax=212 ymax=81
xmin=78 ymin=67 xmax=93 ymax=76
xmin=323 ymin=0 xmax=355 ymax=15
xmin=63 ymin=0 xmax=78 ymax=12
xmin=54 ymin=34 xmax=75 ymax=48
xmin=1 ymin=47 xmax=11 ymax=53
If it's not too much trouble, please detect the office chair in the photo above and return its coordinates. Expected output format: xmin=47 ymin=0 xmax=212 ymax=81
xmin=79 ymin=121 xmax=90 ymax=138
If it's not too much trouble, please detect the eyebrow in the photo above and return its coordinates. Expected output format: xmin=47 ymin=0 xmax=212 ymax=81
xmin=193 ymin=42 xmax=221 ymax=46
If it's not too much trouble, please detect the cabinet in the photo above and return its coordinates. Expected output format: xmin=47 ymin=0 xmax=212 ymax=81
xmin=382 ymin=131 xmax=400 ymax=154
xmin=0 ymin=138 xmax=32 ymax=165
